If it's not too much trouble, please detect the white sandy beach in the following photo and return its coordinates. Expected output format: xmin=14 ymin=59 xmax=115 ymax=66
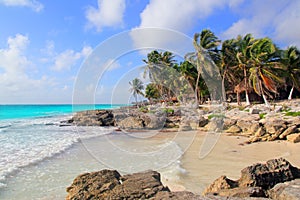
xmin=158 ymin=130 xmax=300 ymax=194
xmin=1 ymin=128 xmax=299 ymax=199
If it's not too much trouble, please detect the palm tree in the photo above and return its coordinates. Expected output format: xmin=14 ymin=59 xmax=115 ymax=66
xmin=199 ymin=29 xmax=221 ymax=65
xmin=185 ymin=30 xmax=222 ymax=104
xmin=145 ymin=83 xmax=160 ymax=104
xmin=143 ymin=50 xmax=177 ymax=101
xmin=129 ymin=78 xmax=144 ymax=107
xmin=220 ymin=39 xmax=240 ymax=101
xmin=248 ymin=37 xmax=284 ymax=106
xmin=281 ymin=46 xmax=300 ymax=100
xmin=234 ymin=34 xmax=255 ymax=105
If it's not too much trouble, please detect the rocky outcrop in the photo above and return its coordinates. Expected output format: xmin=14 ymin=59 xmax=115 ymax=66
xmin=203 ymin=158 xmax=300 ymax=198
xmin=67 ymin=107 xmax=194 ymax=130
xmin=67 ymin=100 xmax=300 ymax=142
xmin=66 ymin=169 xmax=202 ymax=200
xmin=268 ymin=179 xmax=300 ymax=200
xmin=70 ymin=110 xmax=115 ymax=126
xmin=223 ymin=103 xmax=300 ymax=143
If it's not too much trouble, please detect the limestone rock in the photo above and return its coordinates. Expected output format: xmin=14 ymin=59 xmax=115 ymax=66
xmin=264 ymin=119 xmax=286 ymax=134
xmin=117 ymin=116 xmax=145 ymax=129
xmin=287 ymin=133 xmax=300 ymax=143
xmin=238 ymin=158 xmax=300 ymax=189
xmin=254 ymin=127 xmax=266 ymax=137
xmin=71 ymin=110 xmax=115 ymax=126
xmin=279 ymin=125 xmax=297 ymax=139
xmin=66 ymin=170 xmax=170 ymax=200
xmin=268 ymin=179 xmax=300 ymax=200
xmin=212 ymin=187 xmax=265 ymax=198
xmin=66 ymin=170 xmax=208 ymax=200
xmin=225 ymin=125 xmax=242 ymax=134
xmin=203 ymin=176 xmax=237 ymax=194
xmin=248 ymin=123 xmax=260 ymax=135
xmin=249 ymin=108 xmax=261 ymax=114
xmin=268 ymin=127 xmax=286 ymax=141
xmin=236 ymin=120 xmax=253 ymax=132
xmin=203 ymin=158 xmax=300 ymax=199
xmin=223 ymin=118 xmax=237 ymax=130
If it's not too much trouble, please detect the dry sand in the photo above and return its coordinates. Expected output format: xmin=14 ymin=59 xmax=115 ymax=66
xmin=156 ymin=130 xmax=300 ymax=194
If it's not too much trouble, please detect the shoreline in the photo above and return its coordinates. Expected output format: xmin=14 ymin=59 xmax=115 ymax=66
xmin=146 ymin=129 xmax=300 ymax=194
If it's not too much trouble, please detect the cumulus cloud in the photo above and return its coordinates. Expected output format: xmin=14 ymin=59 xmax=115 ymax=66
xmin=52 ymin=45 xmax=93 ymax=71
xmin=85 ymin=0 xmax=126 ymax=32
xmin=0 ymin=34 xmax=56 ymax=103
xmin=104 ymin=59 xmax=121 ymax=71
xmin=0 ymin=0 xmax=44 ymax=12
xmin=273 ymin=1 xmax=300 ymax=47
xmin=0 ymin=34 xmax=30 ymax=75
xmin=222 ymin=0 xmax=300 ymax=47
xmin=138 ymin=0 xmax=226 ymax=31
xmin=130 ymin=0 xmax=230 ymax=50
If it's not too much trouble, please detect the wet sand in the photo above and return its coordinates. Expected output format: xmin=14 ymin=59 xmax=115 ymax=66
xmin=155 ymin=130 xmax=300 ymax=194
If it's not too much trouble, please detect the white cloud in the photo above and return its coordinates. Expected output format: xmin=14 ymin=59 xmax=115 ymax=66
xmin=0 ymin=34 xmax=30 ymax=75
xmin=138 ymin=0 xmax=225 ymax=31
xmin=0 ymin=0 xmax=44 ymax=12
xmin=130 ymin=0 xmax=229 ymax=50
xmin=51 ymin=45 xmax=93 ymax=71
xmin=222 ymin=0 xmax=300 ymax=47
xmin=85 ymin=0 xmax=126 ymax=32
xmin=0 ymin=34 xmax=57 ymax=103
xmin=104 ymin=59 xmax=121 ymax=71
xmin=273 ymin=1 xmax=300 ymax=47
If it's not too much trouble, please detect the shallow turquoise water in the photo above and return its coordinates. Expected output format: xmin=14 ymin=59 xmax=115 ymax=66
xmin=0 ymin=104 xmax=127 ymax=120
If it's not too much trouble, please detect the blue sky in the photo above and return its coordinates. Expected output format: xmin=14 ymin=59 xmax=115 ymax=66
xmin=0 ymin=0 xmax=299 ymax=104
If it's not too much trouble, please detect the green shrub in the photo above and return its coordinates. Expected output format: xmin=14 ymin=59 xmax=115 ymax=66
xmin=208 ymin=114 xmax=225 ymax=120
xmin=285 ymin=111 xmax=300 ymax=117
xmin=163 ymin=108 xmax=174 ymax=114
xmin=259 ymin=113 xmax=266 ymax=119
xmin=139 ymin=106 xmax=148 ymax=113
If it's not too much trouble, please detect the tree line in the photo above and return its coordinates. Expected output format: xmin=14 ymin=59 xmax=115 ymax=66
xmin=129 ymin=29 xmax=300 ymax=106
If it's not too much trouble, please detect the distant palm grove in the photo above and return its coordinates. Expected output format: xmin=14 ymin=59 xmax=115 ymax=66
xmin=131 ymin=29 xmax=300 ymax=106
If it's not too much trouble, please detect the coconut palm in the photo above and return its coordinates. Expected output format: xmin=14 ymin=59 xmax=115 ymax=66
xmin=143 ymin=50 xmax=177 ymax=100
xmin=145 ymin=83 xmax=160 ymax=103
xmin=220 ymin=39 xmax=240 ymax=101
xmin=281 ymin=46 xmax=300 ymax=100
xmin=234 ymin=34 xmax=256 ymax=105
xmin=129 ymin=78 xmax=144 ymax=107
xmin=199 ymin=29 xmax=221 ymax=65
xmin=248 ymin=37 xmax=284 ymax=106
xmin=185 ymin=30 xmax=222 ymax=104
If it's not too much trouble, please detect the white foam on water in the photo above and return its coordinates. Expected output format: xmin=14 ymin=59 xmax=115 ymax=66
xmin=0 ymin=115 xmax=114 ymax=189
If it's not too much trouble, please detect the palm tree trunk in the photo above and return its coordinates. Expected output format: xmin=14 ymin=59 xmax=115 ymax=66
xmin=288 ymin=86 xmax=294 ymax=100
xmin=222 ymin=70 xmax=227 ymax=102
xmin=245 ymin=92 xmax=250 ymax=106
xmin=195 ymin=69 xmax=201 ymax=105
xmin=259 ymin=80 xmax=270 ymax=107
xmin=237 ymin=92 xmax=241 ymax=105
xmin=135 ymin=94 xmax=138 ymax=108
xmin=244 ymin=67 xmax=250 ymax=106
xmin=262 ymin=94 xmax=270 ymax=107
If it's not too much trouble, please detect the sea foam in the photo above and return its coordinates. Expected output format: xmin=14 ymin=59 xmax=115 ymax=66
xmin=0 ymin=115 xmax=113 ymax=188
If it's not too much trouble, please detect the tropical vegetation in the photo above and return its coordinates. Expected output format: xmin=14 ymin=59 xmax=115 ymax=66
xmin=129 ymin=78 xmax=144 ymax=107
xmin=133 ymin=29 xmax=300 ymax=106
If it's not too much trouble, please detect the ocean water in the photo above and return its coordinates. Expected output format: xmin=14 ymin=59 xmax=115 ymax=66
xmin=0 ymin=105 xmax=186 ymax=199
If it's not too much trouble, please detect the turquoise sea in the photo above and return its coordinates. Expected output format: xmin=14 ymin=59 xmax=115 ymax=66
xmin=0 ymin=104 xmax=125 ymax=120
xmin=0 ymin=104 xmax=184 ymax=199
